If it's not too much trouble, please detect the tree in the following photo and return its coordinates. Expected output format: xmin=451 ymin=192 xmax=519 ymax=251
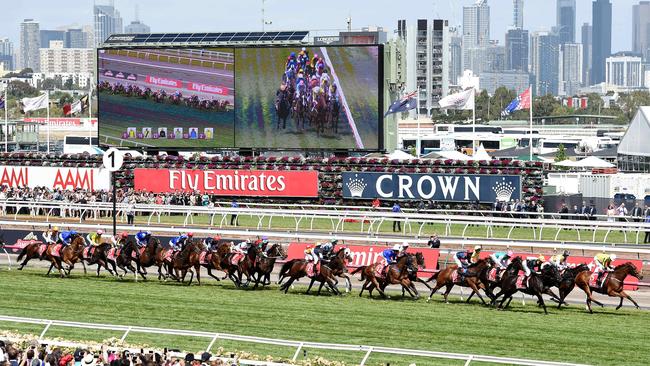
xmin=475 ymin=89 xmax=490 ymax=121
xmin=7 ymin=80 xmax=38 ymax=98
xmin=554 ymin=143 xmax=567 ymax=162
xmin=534 ymin=94 xmax=560 ymax=117
xmin=63 ymin=78 xmax=74 ymax=90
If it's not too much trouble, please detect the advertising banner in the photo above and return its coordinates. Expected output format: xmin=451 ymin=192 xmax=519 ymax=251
xmin=187 ymin=82 xmax=229 ymax=96
xmin=0 ymin=166 xmax=111 ymax=190
xmin=23 ymin=118 xmax=98 ymax=127
xmin=342 ymin=172 xmax=522 ymax=202
xmin=286 ymin=242 xmax=440 ymax=276
xmin=133 ymin=169 xmax=319 ymax=197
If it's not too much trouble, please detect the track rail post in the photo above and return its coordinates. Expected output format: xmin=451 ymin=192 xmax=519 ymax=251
xmin=206 ymin=333 xmax=220 ymax=353
xmin=39 ymin=321 xmax=53 ymax=340
xmin=291 ymin=342 xmax=304 ymax=362
xmin=359 ymin=347 xmax=373 ymax=366
xmin=120 ymin=327 xmax=132 ymax=342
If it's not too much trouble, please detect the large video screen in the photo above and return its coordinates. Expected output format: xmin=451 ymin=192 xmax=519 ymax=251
xmin=98 ymin=45 xmax=381 ymax=150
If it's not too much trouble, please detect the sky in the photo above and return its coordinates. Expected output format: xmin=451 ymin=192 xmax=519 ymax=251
xmin=0 ymin=0 xmax=641 ymax=52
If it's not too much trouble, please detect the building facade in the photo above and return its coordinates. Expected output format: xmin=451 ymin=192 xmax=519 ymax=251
xmin=448 ymin=27 xmax=462 ymax=85
xmin=94 ymin=2 xmax=123 ymax=46
xmin=39 ymin=40 xmax=94 ymax=75
xmin=531 ymin=31 xmax=560 ymax=95
xmin=124 ymin=21 xmax=151 ymax=34
xmin=505 ymin=28 xmax=529 ymax=72
xmin=633 ymin=1 xmax=650 ymax=60
xmin=39 ymin=30 xmax=65 ymax=48
xmin=557 ymin=0 xmax=576 ymax=44
xmin=606 ymin=52 xmax=644 ymax=89
xmin=19 ymin=19 xmax=40 ymax=72
xmin=0 ymin=38 xmax=14 ymax=71
xmin=462 ymin=0 xmax=490 ymax=72
xmin=479 ymin=71 xmax=530 ymax=95
xmin=559 ymin=43 xmax=583 ymax=96
xmin=581 ymin=23 xmax=593 ymax=86
xmin=592 ymin=0 xmax=612 ymax=85
xmin=513 ymin=0 xmax=524 ymax=29
xmin=65 ymin=29 xmax=88 ymax=48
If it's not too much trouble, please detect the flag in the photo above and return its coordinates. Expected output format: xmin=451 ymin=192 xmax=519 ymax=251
xmin=66 ymin=94 xmax=89 ymax=116
xmin=384 ymin=91 xmax=417 ymax=116
xmin=501 ymin=87 xmax=531 ymax=117
xmin=63 ymin=104 xmax=72 ymax=116
xmin=21 ymin=93 xmax=49 ymax=113
xmin=438 ymin=88 xmax=475 ymax=110
xmin=0 ymin=95 xmax=4 ymax=109
xmin=79 ymin=94 xmax=89 ymax=112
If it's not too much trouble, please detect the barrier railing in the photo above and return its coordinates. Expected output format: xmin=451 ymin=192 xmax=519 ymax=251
xmin=1 ymin=200 xmax=649 ymax=245
xmin=0 ymin=315 xmax=590 ymax=366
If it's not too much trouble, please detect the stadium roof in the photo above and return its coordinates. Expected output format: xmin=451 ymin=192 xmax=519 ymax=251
xmin=102 ymin=31 xmax=309 ymax=47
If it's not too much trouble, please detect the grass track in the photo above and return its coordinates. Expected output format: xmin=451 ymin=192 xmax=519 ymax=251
xmin=1 ymin=269 xmax=649 ymax=366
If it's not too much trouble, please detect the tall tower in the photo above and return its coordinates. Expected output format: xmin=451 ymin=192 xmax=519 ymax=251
xmin=19 ymin=19 xmax=40 ymax=72
xmin=633 ymin=1 xmax=650 ymax=60
xmin=94 ymin=0 xmax=123 ymax=46
xmin=462 ymin=0 xmax=490 ymax=73
xmin=556 ymin=0 xmax=576 ymax=44
xmin=591 ymin=0 xmax=612 ymax=85
xmin=513 ymin=0 xmax=524 ymax=29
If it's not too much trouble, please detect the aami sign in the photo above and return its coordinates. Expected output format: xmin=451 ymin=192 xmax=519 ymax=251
xmin=0 ymin=166 xmax=111 ymax=190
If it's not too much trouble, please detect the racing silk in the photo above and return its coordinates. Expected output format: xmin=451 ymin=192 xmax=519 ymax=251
xmin=299 ymin=54 xmax=309 ymax=68
xmin=42 ymin=230 xmax=58 ymax=244
xmin=490 ymin=252 xmax=510 ymax=268
xmin=86 ymin=233 xmax=102 ymax=246
xmin=110 ymin=236 xmax=123 ymax=247
xmin=295 ymin=74 xmax=305 ymax=88
xmin=549 ymin=254 xmax=567 ymax=269
xmin=135 ymin=231 xmax=150 ymax=247
xmin=594 ymin=253 xmax=613 ymax=270
xmin=470 ymin=250 xmax=481 ymax=263
xmin=169 ymin=235 xmax=187 ymax=250
xmin=234 ymin=242 xmax=248 ymax=254
xmin=382 ymin=248 xmax=397 ymax=264
xmin=320 ymin=73 xmax=330 ymax=87
xmin=309 ymin=77 xmax=319 ymax=89
xmin=523 ymin=257 xmax=540 ymax=276
xmin=329 ymin=88 xmax=339 ymax=102
xmin=286 ymin=57 xmax=297 ymax=71
xmin=315 ymin=243 xmax=333 ymax=259
xmin=59 ymin=231 xmax=77 ymax=245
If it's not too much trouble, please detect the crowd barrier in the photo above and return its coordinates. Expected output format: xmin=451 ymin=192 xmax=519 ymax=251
xmin=0 ymin=315 xmax=590 ymax=366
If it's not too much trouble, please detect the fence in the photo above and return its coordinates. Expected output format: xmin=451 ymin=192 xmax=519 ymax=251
xmin=1 ymin=200 xmax=650 ymax=245
xmin=0 ymin=315 xmax=590 ymax=366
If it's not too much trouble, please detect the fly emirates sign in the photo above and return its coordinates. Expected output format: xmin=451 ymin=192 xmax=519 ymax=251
xmin=134 ymin=169 xmax=319 ymax=197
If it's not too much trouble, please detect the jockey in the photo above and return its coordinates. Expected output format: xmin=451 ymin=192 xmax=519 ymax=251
xmin=309 ymin=75 xmax=320 ymax=90
xmin=85 ymin=229 xmax=104 ymax=247
xmin=295 ymin=69 xmax=306 ymax=88
xmin=204 ymin=235 xmax=221 ymax=251
xmin=329 ymin=84 xmax=339 ymax=102
xmin=311 ymin=54 xmax=319 ymax=69
xmin=522 ymin=255 xmax=545 ymax=277
xmin=316 ymin=60 xmax=325 ymax=76
xmin=298 ymin=50 xmax=309 ymax=69
xmin=169 ymin=233 xmax=192 ymax=251
xmin=320 ymin=70 xmax=330 ymax=89
xmin=286 ymin=52 xmax=297 ymax=70
xmin=545 ymin=250 xmax=570 ymax=271
xmin=233 ymin=240 xmax=250 ymax=255
xmin=304 ymin=246 xmax=316 ymax=262
xmin=490 ymin=250 xmax=513 ymax=270
xmin=470 ymin=245 xmax=482 ymax=264
xmin=135 ymin=230 xmax=152 ymax=248
xmin=58 ymin=230 xmax=78 ymax=247
xmin=313 ymin=241 xmax=334 ymax=263
xmin=397 ymin=241 xmax=409 ymax=257
xmin=111 ymin=232 xmax=129 ymax=247
xmin=42 ymin=226 xmax=60 ymax=245
xmin=593 ymin=252 xmax=616 ymax=283
xmin=382 ymin=245 xmax=400 ymax=266
xmin=255 ymin=236 xmax=270 ymax=257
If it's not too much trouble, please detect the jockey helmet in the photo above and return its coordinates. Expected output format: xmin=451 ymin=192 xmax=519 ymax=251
xmin=96 ymin=229 xmax=104 ymax=235
xmin=538 ymin=255 xmax=546 ymax=262
xmin=53 ymin=226 xmax=60 ymax=232
xmin=245 ymin=239 xmax=252 ymax=244
xmin=563 ymin=250 xmax=570 ymax=257
xmin=290 ymin=52 xmax=296 ymax=58
xmin=187 ymin=232 xmax=194 ymax=237
xmin=401 ymin=241 xmax=410 ymax=248
xmin=313 ymin=53 xmax=318 ymax=58
xmin=120 ymin=232 xmax=128 ymax=238
xmin=392 ymin=244 xmax=401 ymax=251
xmin=610 ymin=254 xmax=617 ymax=261
xmin=331 ymin=238 xmax=338 ymax=245
xmin=474 ymin=245 xmax=482 ymax=251
xmin=212 ymin=235 xmax=221 ymax=241
xmin=506 ymin=250 xmax=514 ymax=257
xmin=301 ymin=47 xmax=306 ymax=52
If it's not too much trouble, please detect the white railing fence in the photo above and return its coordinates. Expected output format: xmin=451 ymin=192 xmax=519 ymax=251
xmin=0 ymin=315 xmax=590 ymax=366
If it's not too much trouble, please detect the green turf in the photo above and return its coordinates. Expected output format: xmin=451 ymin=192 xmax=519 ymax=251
xmin=1 ymin=269 xmax=649 ymax=366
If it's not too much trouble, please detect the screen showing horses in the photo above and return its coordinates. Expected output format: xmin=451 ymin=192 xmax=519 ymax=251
xmin=234 ymin=45 xmax=382 ymax=150
xmin=97 ymin=48 xmax=235 ymax=148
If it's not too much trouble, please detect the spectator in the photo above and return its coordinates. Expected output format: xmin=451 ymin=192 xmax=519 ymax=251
xmin=230 ymin=200 xmax=239 ymax=226
xmin=427 ymin=234 xmax=441 ymax=248
xmin=126 ymin=200 xmax=135 ymax=225
xmin=606 ymin=203 xmax=616 ymax=223
xmin=631 ymin=202 xmax=643 ymax=222
xmin=617 ymin=203 xmax=628 ymax=221
xmin=391 ymin=201 xmax=402 ymax=232
xmin=416 ymin=200 xmax=426 ymax=212
xmin=645 ymin=210 xmax=650 ymax=244
xmin=587 ymin=202 xmax=597 ymax=221
xmin=371 ymin=197 xmax=380 ymax=211
xmin=579 ymin=201 xmax=588 ymax=220
xmin=559 ymin=203 xmax=569 ymax=220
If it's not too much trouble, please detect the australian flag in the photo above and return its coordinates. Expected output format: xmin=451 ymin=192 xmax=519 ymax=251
xmin=501 ymin=87 xmax=531 ymax=117
xmin=0 ymin=94 xmax=4 ymax=109
xmin=385 ymin=91 xmax=417 ymax=117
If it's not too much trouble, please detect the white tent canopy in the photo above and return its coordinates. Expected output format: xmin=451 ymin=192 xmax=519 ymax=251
xmin=422 ymin=150 xmax=471 ymax=161
xmin=473 ymin=144 xmax=492 ymax=161
xmin=386 ymin=150 xmax=416 ymax=160
xmin=618 ymin=107 xmax=650 ymax=157
xmin=554 ymin=156 xmax=615 ymax=168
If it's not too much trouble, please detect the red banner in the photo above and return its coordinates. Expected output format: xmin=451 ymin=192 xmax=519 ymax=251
xmin=286 ymin=243 xmax=440 ymax=277
xmin=186 ymin=82 xmax=229 ymax=96
xmin=134 ymin=169 xmax=319 ymax=197
xmin=0 ymin=166 xmax=111 ymax=190
xmin=23 ymin=118 xmax=98 ymax=127
xmin=145 ymin=75 xmax=182 ymax=88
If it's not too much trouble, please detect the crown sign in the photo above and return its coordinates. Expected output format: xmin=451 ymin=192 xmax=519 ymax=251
xmin=492 ymin=179 xmax=516 ymax=202
xmin=346 ymin=174 xmax=368 ymax=198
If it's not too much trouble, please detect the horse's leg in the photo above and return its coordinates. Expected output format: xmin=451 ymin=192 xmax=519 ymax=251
xmin=46 ymin=262 xmax=54 ymax=276
xmin=468 ymin=282 xmax=487 ymax=305
xmin=207 ymin=268 xmax=221 ymax=281
xmin=195 ymin=264 xmax=201 ymax=286
xmin=465 ymin=291 xmax=475 ymax=303
xmin=282 ymin=277 xmax=296 ymax=294
xmin=317 ymin=281 xmax=326 ymax=295
xmin=536 ymin=293 xmax=548 ymax=315
xmin=81 ymin=260 xmax=87 ymax=275
xmin=343 ymin=274 xmax=352 ymax=293
xmin=305 ymin=278 xmax=316 ymax=294
xmin=427 ymin=283 xmax=444 ymax=302
xmin=613 ymin=290 xmax=641 ymax=310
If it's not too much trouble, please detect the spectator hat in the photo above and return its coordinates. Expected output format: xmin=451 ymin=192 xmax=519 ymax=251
xmin=81 ymin=354 xmax=96 ymax=366
xmin=200 ymin=352 xmax=211 ymax=363
xmin=184 ymin=353 xmax=195 ymax=363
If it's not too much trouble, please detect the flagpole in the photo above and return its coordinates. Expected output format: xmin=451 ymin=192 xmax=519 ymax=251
xmin=88 ymin=85 xmax=92 ymax=148
xmin=416 ymin=92 xmax=420 ymax=157
xmin=46 ymin=90 xmax=50 ymax=154
xmin=4 ymin=87 xmax=7 ymax=153
xmin=472 ymin=89 xmax=476 ymax=156
xmin=529 ymin=84 xmax=533 ymax=161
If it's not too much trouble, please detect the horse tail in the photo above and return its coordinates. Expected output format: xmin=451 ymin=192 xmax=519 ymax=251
xmin=426 ymin=270 xmax=440 ymax=284
xmin=17 ymin=246 xmax=29 ymax=261
xmin=350 ymin=266 xmax=366 ymax=281
xmin=279 ymin=259 xmax=296 ymax=278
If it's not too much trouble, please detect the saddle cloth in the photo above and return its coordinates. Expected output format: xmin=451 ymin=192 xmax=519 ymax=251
xmin=488 ymin=268 xmax=498 ymax=282
xmin=589 ymin=271 xmax=607 ymax=288
xmin=38 ymin=244 xmax=48 ymax=256
xmin=107 ymin=248 xmax=120 ymax=261
xmin=199 ymin=251 xmax=210 ymax=264
xmin=451 ymin=270 xmax=461 ymax=284
xmin=83 ymin=247 xmax=94 ymax=258
xmin=516 ymin=275 xmax=528 ymax=290
xmin=164 ymin=250 xmax=175 ymax=262
xmin=375 ymin=264 xmax=386 ymax=278
xmin=51 ymin=244 xmax=63 ymax=257
xmin=307 ymin=262 xmax=320 ymax=277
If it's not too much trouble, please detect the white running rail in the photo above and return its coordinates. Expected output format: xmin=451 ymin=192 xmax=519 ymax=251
xmin=0 ymin=315 xmax=590 ymax=366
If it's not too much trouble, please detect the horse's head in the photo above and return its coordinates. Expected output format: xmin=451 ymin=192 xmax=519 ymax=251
xmin=71 ymin=234 xmax=85 ymax=248
xmin=270 ymin=244 xmax=288 ymax=259
xmin=542 ymin=264 xmax=562 ymax=284
xmin=148 ymin=236 xmax=160 ymax=249
xmin=507 ymin=256 xmax=523 ymax=273
xmin=413 ymin=252 xmax=426 ymax=269
xmin=616 ymin=262 xmax=643 ymax=280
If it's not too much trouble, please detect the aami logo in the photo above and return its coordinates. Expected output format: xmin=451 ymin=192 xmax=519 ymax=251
xmin=52 ymin=169 xmax=94 ymax=190
xmin=0 ymin=167 xmax=28 ymax=187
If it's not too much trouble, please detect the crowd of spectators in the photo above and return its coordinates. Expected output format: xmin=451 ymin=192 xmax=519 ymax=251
xmin=0 ymin=341 xmax=238 ymax=366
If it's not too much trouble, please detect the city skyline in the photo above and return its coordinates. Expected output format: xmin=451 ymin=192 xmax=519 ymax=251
xmin=0 ymin=0 xmax=644 ymax=53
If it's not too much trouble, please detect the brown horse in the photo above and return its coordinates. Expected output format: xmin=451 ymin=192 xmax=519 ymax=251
xmin=199 ymin=241 xmax=233 ymax=282
xmin=574 ymin=262 xmax=643 ymax=313
xmin=352 ymin=253 xmax=422 ymax=299
xmin=278 ymin=258 xmax=340 ymax=295
xmin=490 ymin=257 xmax=551 ymax=314
xmin=554 ymin=264 xmax=590 ymax=309
xmin=16 ymin=240 xmax=47 ymax=270
xmin=170 ymin=239 xmax=204 ymax=286
xmin=304 ymin=247 xmax=353 ymax=295
xmin=355 ymin=253 xmax=427 ymax=298
xmin=82 ymin=243 xmax=118 ymax=277
xmin=311 ymin=92 xmax=328 ymax=135
xmin=131 ymin=236 xmax=163 ymax=280
xmin=250 ymin=243 xmax=287 ymax=289
xmin=44 ymin=235 xmax=86 ymax=277
xmin=426 ymin=259 xmax=489 ymax=304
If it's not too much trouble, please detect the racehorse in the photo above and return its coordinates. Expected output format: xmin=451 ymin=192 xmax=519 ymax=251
xmin=292 ymin=89 xmax=308 ymax=131
xmin=491 ymin=257 xmax=550 ymax=314
xmin=16 ymin=240 xmax=47 ymax=270
xmin=275 ymin=90 xmax=292 ymax=130
xmin=44 ymin=235 xmax=86 ymax=278
xmin=426 ymin=259 xmax=489 ymax=304
xmin=200 ymin=241 xmax=233 ymax=282
xmin=554 ymin=264 xmax=590 ymax=309
xmin=82 ymin=243 xmax=118 ymax=277
xmin=250 ymin=243 xmax=287 ymax=289
xmin=131 ymin=236 xmax=163 ymax=280
xmin=574 ymin=262 xmax=643 ymax=313
xmin=304 ymin=247 xmax=353 ymax=294
xmin=326 ymin=92 xmax=340 ymax=134
xmin=170 ymin=239 xmax=204 ymax=286
xmin=352 ymin=253 xmax=424 ymax=299
xmin=278 ymin=258 xmax=341 ymax=295
xmin=311 ymin=91 xmax=328 ymax=136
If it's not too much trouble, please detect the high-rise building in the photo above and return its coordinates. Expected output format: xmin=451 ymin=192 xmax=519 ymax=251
xmin=486 ymin=43 xmax=506 ymax=72
xmin=65 ymin=29 xmax=87 ymax=48
xmin=449 ymin=27 xmax=462 ymax=85
xmin=39 ymin=30 xmax=65 ymax=48
xmin=505 ymin=28 xmax=529 ymax=72
xmin=0 ymin=38 xmax=14 ymax=70
xmin=39 ymin=40 xmax=94 ymax=75
xmin=462 ymin=0 xmax=490 ymax=72
xmin=559 ymin=43 xmax=583 ymax=96
xmin=633 ymin=1 xmax=650 ymax=60
xmin=581 ymin=23 xmax=593 ymax=85
xmin=94 ymin=0 xmax=123 ymax=46
xmin=19 ymin=19 xmax=40 ymax=72
xmin=592 ymin=0 xmax=612 ymax=85
xmin=531 ymin=31 xmax=560 ymax=95
xmin=479 ymin=71 xmax=530 ymax=94
xmin=606 ymin=52 xmax=644 ymax=89
xmin=513 ymin=0 xmax=524 ymax=29
xmin=557 ymin=0 xmax=576 ymax=44
xmin=399 ymin=19 xmax=450 ymax=117
xmin=124 ymin=21 xmax=151 ymax=34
